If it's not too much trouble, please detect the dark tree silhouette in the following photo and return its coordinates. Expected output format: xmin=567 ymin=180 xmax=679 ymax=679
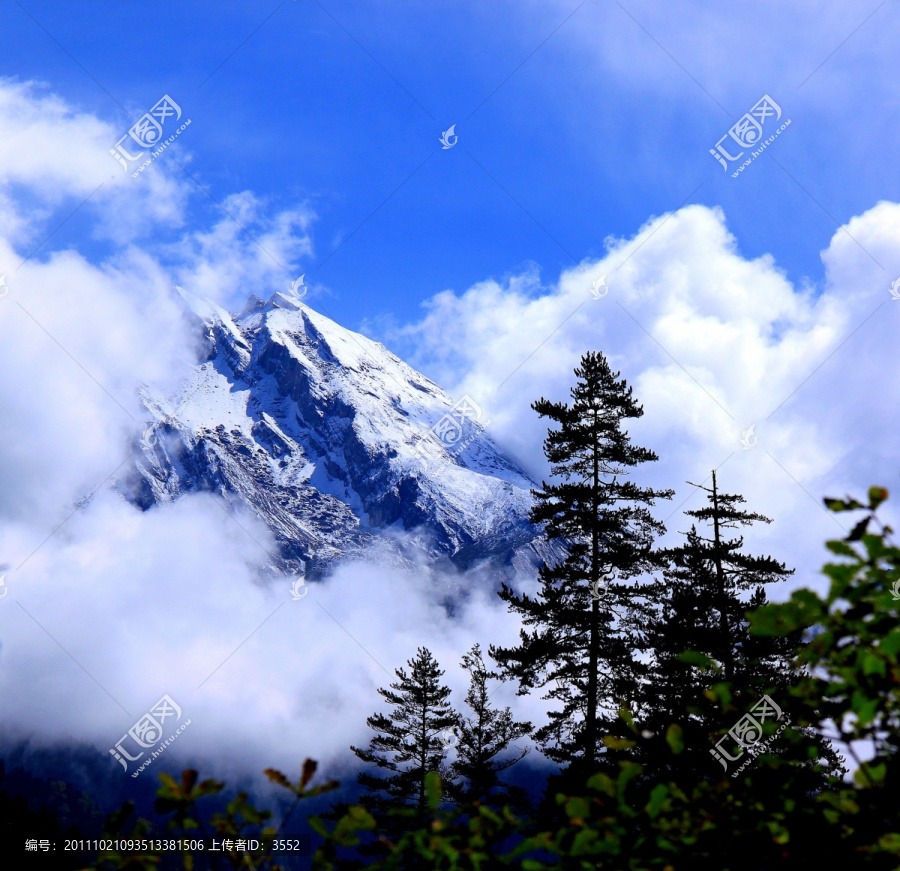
xmin=449 ymin=644 xmax=532 ymax=810
xmin=635 ymin=470 xmax=841 ymax=784
xmin=491 ymin=351 xmax=672 ymax=779
xmin=351 ymin=646 xmax=457 ymax=834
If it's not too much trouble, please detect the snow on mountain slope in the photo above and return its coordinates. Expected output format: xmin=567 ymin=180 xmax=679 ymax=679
xmin=130 ymin=289 xmax=546 ymax=576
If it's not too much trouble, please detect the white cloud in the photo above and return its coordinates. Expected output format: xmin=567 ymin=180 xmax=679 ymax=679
xmin=0 ymin=247 xmax=191 ymax=524
xmin=165 ymin=190 xmax=315 ymax=308
xmin=0 ymin=78 xmax=189 ymax=248
xmin=543 ymin=0 xmax=899 ymax=113
xmin=0 ymin=79 xmax=523 ymax=787
xmin=0 ymin=490 xmax=536 ymax=783
xmin=399 ymin=200 xmax=900 ymax=594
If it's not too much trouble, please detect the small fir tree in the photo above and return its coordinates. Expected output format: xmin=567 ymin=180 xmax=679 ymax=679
xmin=449 ymin=644 xmax=532 ymax=810
xmin=350 ymin=647 xmax=457 ymax=835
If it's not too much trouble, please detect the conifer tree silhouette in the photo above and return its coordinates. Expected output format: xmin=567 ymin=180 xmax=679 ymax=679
xmin=636 ymin=470 xmax=840 ymax=783
xmin=491 ymin=351 xmax=672 ymax=779
xmin=450 ymin=644 xmax=532 ymax=810
xmin=351 ymin=647 xmax=457 ymax=835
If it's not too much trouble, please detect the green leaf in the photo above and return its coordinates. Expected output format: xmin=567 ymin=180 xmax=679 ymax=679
xmin=824 ymin=497 xmax=865 ymax=513
xmin=665 ymin=724 xmax=684 ymax=755
xmin=862 ymin=652 xmax=886 ymax=677
xmin=847 ymin=517 xmax=871 ymax=541
xmin=704 ymin=682 xmax=733 ymax=707
xmin=677 ymin=650 xmax=716 ymax=669
xmin=853 ymin=695 xmax=880 ymax=727
xmin=602 ymin=735 xmax=636 ymax=750
xmin=307 ymin=816 xmax=328 ymax=838
xmin=571 ymin=828 xmax=599 ymax=853
xmin=424 ymin=771 xmax=442 ymax=810
xmin=878 ymin=630 xmax=900 ymax=656
xmin=585 ymin=772 xmax=615 ymax=796
xmin=263 ymin=768 xmax=291 ymax=790
xmin=300 ymin=758 xmax=318 ymax=787
xmin=748 ymin=606 xmax=787 ymax=637
xmin=157 ymin=772 xmax=178 ymax=792
xmin=565 ymin=796 xmax=591 ymax=821
xmin=617 ymin=708 xmax=635 ymax=729
xmin=645 ymin=784 xmax=670 ymax=818
xmin=854 ymin=761 xmax=887 ymax=788
xmin=825 ymin=540 xmax=858 ymax=558
xmin=868 ymin=487 xmax=889 ymax=510
xmin=346 ymin=805 xmax=376 ymax=828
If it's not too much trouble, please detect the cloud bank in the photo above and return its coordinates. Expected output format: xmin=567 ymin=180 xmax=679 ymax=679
xmin=396 ymin=199 xmax=900 ymax=594
xmin=1 ymin=78 xmax=898 ymax=788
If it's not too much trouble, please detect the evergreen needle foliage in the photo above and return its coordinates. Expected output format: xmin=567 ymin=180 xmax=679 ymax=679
xmin=635 ymin=469 xmax=841 ymax=787
xmin=491 ymin=351 xmax=672 ymax=778
xmin=350 ymin=646 xmax=456 ymax=836
xmin=450 ymin=644 xmax=532 ymax=810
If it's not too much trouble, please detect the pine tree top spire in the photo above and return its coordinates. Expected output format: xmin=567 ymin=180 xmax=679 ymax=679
xmin=673 ymin=469 xmax=793 ymax=588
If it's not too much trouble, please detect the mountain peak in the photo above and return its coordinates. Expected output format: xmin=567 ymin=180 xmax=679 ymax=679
xmin=132 ymin=291 xmax=544 ymax=576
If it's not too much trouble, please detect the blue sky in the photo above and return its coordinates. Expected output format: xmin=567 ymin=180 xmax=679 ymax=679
xmin=3 ymin=0 xmax=897 ymax=330
xmin=3 ymin=1 xmax=900 ymax=775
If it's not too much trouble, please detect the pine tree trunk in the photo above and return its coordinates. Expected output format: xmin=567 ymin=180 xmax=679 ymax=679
xmin=585 ymin=419 xmax=600 ymax=775
xmin=419 ymin=690 xmax=427 ymax=810
xmin=711 ymin=470 xmax=734 ymax=682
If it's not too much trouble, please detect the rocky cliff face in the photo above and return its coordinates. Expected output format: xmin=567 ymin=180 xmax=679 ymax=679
xmin=129 ymin=289 xmax=547 ymax=577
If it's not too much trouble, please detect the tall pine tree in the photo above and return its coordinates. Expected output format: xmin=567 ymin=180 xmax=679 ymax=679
xmin=491 ymin=351 xmax=672 ymax=780
xmin=351 ymin=647 xmax=457 ymax=832
xmin=450 ymin=644 xmax=532 ymax=810
xmin=635 ymin=470 xmax=840 ymax=782
xmin=659 ymin=470 xmax=795 ymax=684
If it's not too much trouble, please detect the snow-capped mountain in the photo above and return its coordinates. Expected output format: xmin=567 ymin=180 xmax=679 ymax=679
xmin=130 ymin=288 xmax=546 ymax=576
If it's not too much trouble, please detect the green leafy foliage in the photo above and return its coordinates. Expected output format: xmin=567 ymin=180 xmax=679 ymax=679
xmin=85 ymin=760 xmax=336 ymax=871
